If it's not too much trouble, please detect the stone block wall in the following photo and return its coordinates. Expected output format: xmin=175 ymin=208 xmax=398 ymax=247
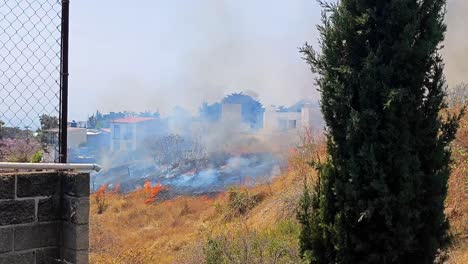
xmin=0 ymin=172 xmax=90 ymax=264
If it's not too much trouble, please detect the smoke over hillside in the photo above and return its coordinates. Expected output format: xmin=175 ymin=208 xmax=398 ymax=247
xmin=69 ymin=0 xmax=321 ymax=119
xmin=70 ymin=0 xmax=465 ymax=120
xmin=444 ymin=0 xmax=468 ymax=87
xmin=81 ymin=1 xmax=466 ymax=196
xmin=89 ymin=94 xmax=321 ymax=195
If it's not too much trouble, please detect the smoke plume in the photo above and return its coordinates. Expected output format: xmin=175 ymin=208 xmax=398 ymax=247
xmin=444 ymin=0 xmax=468 ymax=87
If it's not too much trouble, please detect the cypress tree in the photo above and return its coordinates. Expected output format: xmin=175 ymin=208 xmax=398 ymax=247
xmin=298 ymin=0 xmax=464 ymax=263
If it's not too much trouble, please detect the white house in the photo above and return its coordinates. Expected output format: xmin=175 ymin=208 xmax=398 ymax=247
xmin=45 ymin=127 xmax=87 ymax=149
xmin=221 ymin=103 xmax=242 ymax=125
xmin=43 ymin=127 xmax=87 ymax=162
xmin=263 ymin=105 xmax=316 ymax=132
xmin=110 ymin=117 xmax=155 ymax=152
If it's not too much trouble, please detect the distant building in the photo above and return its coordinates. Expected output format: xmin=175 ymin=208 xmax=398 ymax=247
xmin=86 ymin=128 xmax=110 ymax=151
xmin=68 ymin=120 xmax=87 ymax=128
xmin=263 ymin=105 xmax=315 ymax=132
xmin=219 ymin=103 xmax=253 ymax=133
xmin=250 ymin=103 xmax=319 ymax=151
xmin=110 ymin=117 xmax=156 ymax=152
xmin=43 ymin=127 xmax=87 ymax=162
xmin=221 ymin=103 xmax=242 ymax=125
xmin=45 ymin=127 xmax=87 ymax=149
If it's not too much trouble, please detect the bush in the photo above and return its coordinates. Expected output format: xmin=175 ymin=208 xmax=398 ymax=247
xmin=31 ymin=150 xmax=43 ymax=163
xmin=225 ymin=187 xmax=266 ymax=219
xmin=0 ymin=138 xmax=40 ymax=162
xmin=202 ymin=220 xmax=302 ymax=264
xmin=204 ymin=238 xmax=225 ymax=264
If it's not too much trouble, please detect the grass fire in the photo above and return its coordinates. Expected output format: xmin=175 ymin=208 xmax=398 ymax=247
xmin=1 ymin=0 xmax=466 ymax=263
xmin=89 ymin=110 xmax=467 ymax=263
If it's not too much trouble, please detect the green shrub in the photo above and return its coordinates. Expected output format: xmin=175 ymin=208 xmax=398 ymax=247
xmin=203 ymin=220 xmax=302 ymax=264
xmin=204 ymin=238 xmax=226 ymax=264
xmin=225 ymin=187 xmax=265 ymax=219
xmin=31 ymin=150 xmax=43 ymax=163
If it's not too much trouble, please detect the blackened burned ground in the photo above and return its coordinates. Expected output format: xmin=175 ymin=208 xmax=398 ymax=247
xmin=92 ymin=152 xmax=283 ymax=197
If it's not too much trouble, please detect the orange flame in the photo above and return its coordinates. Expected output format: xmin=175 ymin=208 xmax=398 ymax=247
xmin=113 ymin=183 xmax=121 ymax=194
xmin=143 ymin=180 xmax=165 ymax=204
xmin=289 ymin=147 xmax=297 ymax=156
xmin=144 ymin=180 xmax=151 ymax=194
xmin=96 ymin=184 xmax=107 ymax=198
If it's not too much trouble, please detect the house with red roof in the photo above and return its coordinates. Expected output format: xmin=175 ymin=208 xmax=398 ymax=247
xmin=110 ymin=117 xmax=156 ymax=151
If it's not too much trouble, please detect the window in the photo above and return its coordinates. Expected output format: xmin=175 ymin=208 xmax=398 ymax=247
xmin=124 ymin=125 xmax=133 ymax=140
xmin=113 ymin=124 xmax=120 ymax=139
xmin=288 ymin=120 xmax=297 ymax=129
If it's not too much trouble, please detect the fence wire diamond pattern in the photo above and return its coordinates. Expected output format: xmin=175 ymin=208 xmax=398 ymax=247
xmin=0 ymin=0 xmax=63 ymax=163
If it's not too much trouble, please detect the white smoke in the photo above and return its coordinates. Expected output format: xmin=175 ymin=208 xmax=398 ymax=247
xmin=444 ymin=0 xmax=468 ymax=87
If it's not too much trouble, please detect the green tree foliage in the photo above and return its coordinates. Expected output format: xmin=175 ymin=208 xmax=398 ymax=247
xmin=39 ymin=114 xmax=59 ymax=130
xmin=0 ymin=124 xmax=32 ymax=140
xmin=37 ymin=114 xmax=59 ymax=145
xmin=298 ymin=0 xmax=464 ymax=263
xmin=87 ymin=114 xmax=98 ymax=129
xmin=0 ymin=120 xmax=4 ymax=140
xmin=297 ymin=162 xmax=335 ymax=264
xmin=31 ymin=150 xmax=43 ymax=163
xmin=202 ymin=220 xmax=302 ymax=264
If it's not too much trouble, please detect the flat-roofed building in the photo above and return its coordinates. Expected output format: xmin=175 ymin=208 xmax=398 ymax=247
xmin=110 ymin=117 xmax=156 ymax=152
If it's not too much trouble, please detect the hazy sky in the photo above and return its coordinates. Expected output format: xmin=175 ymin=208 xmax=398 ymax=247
xmin=69 ymin=0 xmax=321 ymax=120
xmin=69 ymin=0 xmax=467 ymax=120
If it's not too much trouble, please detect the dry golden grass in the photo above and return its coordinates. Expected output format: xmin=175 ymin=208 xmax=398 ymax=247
xmin=89 ymin=157 xmax=312 ymax=263
xmin=90 ymin=115 xmax=467 ymax=263
xmin=445 ymin=108 xmax=468 ymax=263
xmin=90 ymin=190 xmax=217 ymax=263
xmin=447 ymin=243 xmax=468 ymax=264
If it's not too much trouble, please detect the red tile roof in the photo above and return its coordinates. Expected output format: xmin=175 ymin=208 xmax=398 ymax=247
xmin=112 ymin=117 xmax=155 ymax=124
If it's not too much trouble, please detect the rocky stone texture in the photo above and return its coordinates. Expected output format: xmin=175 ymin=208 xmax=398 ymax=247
xmin=0 ymin=171 xmax=89 ymax=264
xmin=0 ymin=200 xmax=35 ymax=225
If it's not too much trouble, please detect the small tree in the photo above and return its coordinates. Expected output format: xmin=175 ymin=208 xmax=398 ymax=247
xmin=39 ymin=114 xmax=59 ymax=130
xmin=299 ymin=0 xmax=464 ymax=263
xmin=446 ymin=82 xmax=468 ymax=107
xmin=87 ymin=114 xmax=97 ymax=129
xmin=147 ymin=134 xmax=207 ymax=172
xmin=0 ymin=120 xmax=4 ymax=140
xmin=37 ymin=114 xmax=59 ymax=145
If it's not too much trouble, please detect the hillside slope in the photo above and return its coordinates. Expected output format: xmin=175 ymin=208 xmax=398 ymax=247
xmin=90 ymin=112 xmax=466 ymax=263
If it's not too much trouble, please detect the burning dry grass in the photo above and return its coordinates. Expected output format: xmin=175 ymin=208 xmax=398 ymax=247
xmin=90 ymin=116 xmax=467 ymax=263
xmin=89 ymin=159 xmax=308 ymax=263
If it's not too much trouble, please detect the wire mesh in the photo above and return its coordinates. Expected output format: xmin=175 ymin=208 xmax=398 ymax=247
xmin=0 ymin=0 xmax=63 ymax=163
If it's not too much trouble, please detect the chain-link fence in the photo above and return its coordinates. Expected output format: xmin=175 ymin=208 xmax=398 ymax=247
xmin=0 ymin=0 xmax=68 ymax=164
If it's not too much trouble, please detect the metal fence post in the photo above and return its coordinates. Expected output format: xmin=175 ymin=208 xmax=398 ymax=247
xmin=59 ymin=0 xmax=70 ymax=163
